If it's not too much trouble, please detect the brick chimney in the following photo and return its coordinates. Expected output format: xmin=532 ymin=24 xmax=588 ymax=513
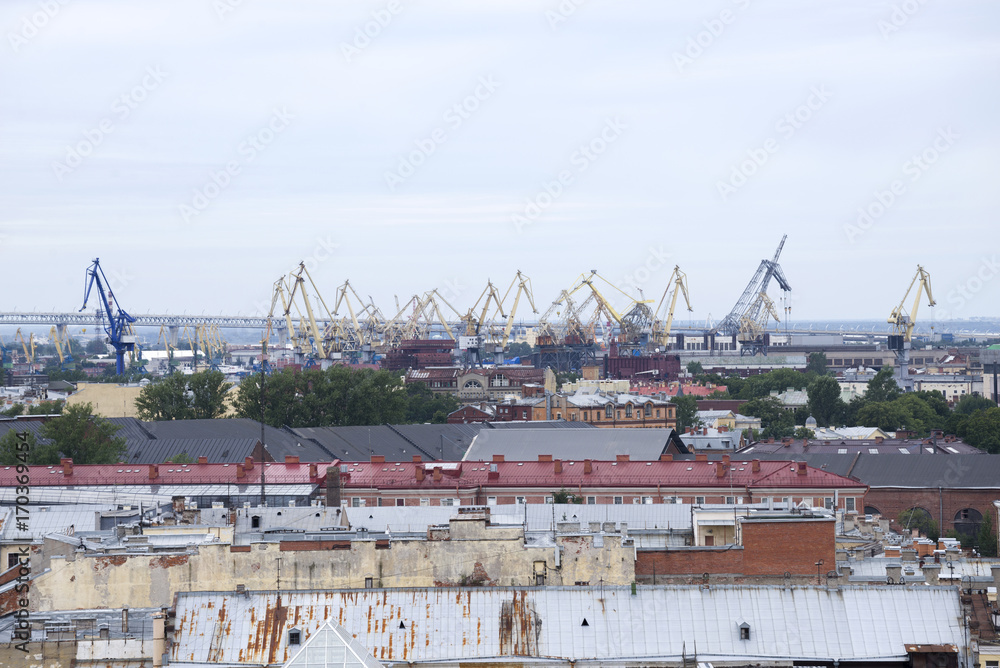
xmin=539 ymin=454 xmax=553 ymax=462
xmin=412 ymin=455 xmax=422 ymax=462
xmin=796 ymin=462 xmax=808 ymax=476
xmin=722 ymin=454 xmax=730 ymax=466
xmin=695 ymin=453 xmax=708 ymax=462
xmin=751 ymin=459 xmax=760 ymax=473
xmin=715 ymin=462 xmax=726 ymax=478
xmin=616 ymin=454 xmax=630 ymax=462
xmin=875 ymin=436 xmax=884 ymax=444
xmin=285 ymin=455 xmax=300 ymax=464
xmin=583 ymin=459 xmax=593 ymax=474
xmin=432 ymin=467 xmax=442 ymax=482
xmin=61 ymin=458 xmax=73 ymax=477
xmin=244 ymin=457 xmax=254 ymax=470
xmin=309 ymin=463 xmax=318 ymax=478
xmin=148 ymin=464 xmax=159 ymax=480
xmin=371 ymin=455 xmax=385 ymax=464
xmin=415 ymin=465 xmax=425 ymax=482
xmin=554 ymin=459 xmax=562 ymax=474
xmin=660 ymin=454 xmax=673 ymax=461
xmin=198 ymin=456 xmax=208 ymax=465
xmin=492 ymin=454 xmax=505 ymax=462
xmin=236 ymin=463 xmax=246 ymax=479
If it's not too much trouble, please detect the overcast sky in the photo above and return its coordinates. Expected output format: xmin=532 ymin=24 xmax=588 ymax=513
xmin=2 ymin=0 xmax=998 ymax=327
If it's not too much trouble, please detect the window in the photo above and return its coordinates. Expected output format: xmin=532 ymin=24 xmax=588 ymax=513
xmin=464 ymin=380 xmax=483 ymax=389
xmin=632 ymin=497 xmax=641 ymax=504
xmin=725 ymin=496 xmax=735 ymax=504
xmin=845 ymin=497 xmax=856 ymax=512
xmin=655 ymin=409 xmax=660 ymax=417
xmin=642 ymin=496 xmax=653 ymax=504
xmin=824 ymin=497 xmax=834 ymax=510
xmin=739 ymin=623 xmax=750 ymax=641
xmin=288 ymin=629 xmax=301 ymax=646
xmin=586 ymin=496 xmax=596 ymax=504
xmin=626 ymin=404 xmax=633 ymax=418
xmin=613 ymin=496 xmax=623 ymax=504
xmin=377 ymin=497 xmax=383 ymax=507
xmin=251 ymin=515 xmax=260 ymax=529
xmin=440 ymin=498 xmax=456 ymax=507
xmin=644 ymin=404 xmax=652 ymax=417
xmin=7 ymin=553 xmax=21 ymax=568
xmin=364 ymin=577 xmax=373 ymax=589
xmin=419 ymin=498 xmax=430 ymax=507
xmin=695 ymin=496 xmax=706 ymax=505
xmin=351 ymin=498 xmax=365 ymax=507
xmin=617 ymin=411 xmax=622 ymax=419
xmin=487 ymin=496 xmax=497 ymax=505
xmin=984 ymin=661 xmax=998 ymax=668
xmin=490 ymin=374 xmax=510 ymax=387
xmin=545 ymin=496 xmax=554 ymax=504
xmin=605 ymin=405 xmax=613 ymax=418
xmin=556 ymin=412 xmax=562 ymax=420
xmin=516 ymin=496 xmax=526 ymax=504
xmin=396 ymin=498 xmax=405 ymax=507
xmin=583 ymin=411 xmax=588 ymax=421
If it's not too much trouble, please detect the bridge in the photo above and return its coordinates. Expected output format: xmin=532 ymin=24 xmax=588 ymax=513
xmin=0 ymin=312 xmax=280 ymax=330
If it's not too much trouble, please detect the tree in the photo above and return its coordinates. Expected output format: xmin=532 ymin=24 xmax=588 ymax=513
xmin=793 ymin=426 xmax=815 ymax=439
xmin=856 ymin=401 xmax=911 ymax=432
xmin=807 ymin=375 xmax=844 ymax=427
xmin=806 ymin=352 xmax=829 ymax=375
xmin=0 ymin=430 xmax=60 ymax=466
xmin=741 ymin=396 xmax=795 ymax=439
xmin=39 ymin=402 xmax=126 ymax=464
xmin=897 ymin=508 xmax=938 ymax=542
xmin=954 ymin=394 xmax=996 ymax=415
xmin=552 ymin=487 xmax=583 ymax=503
xmin=28 ymin=400 xmax=64 ymax=415
xmin=166 ymin=452 xmax=195 ymax=464
xmin=865 ymin=367 xmax=902 ymax=403
xmin=506 ymin=342 xmax=533 ymax=358
xmin=135 ymin=371 xmax=233 ymax=421
xmin=959 ymin=407 xmax=1000 ymax=453
xmin=85 ymin=338 xmax=108 ymax=355
xmin=686 ymin=361 xmax=704 ymax=375
xmin=1 ymin=404 xmax=25 ymax=417
xmin=975 ymin=514 xmax=997 ymax=557
xmin=405 ymin=382 xmax=460 ymax=424
xmin=670 ymin=395 xmax=700 ymax=433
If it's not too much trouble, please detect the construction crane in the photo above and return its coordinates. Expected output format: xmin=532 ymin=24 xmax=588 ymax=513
xmin=15 ymin=329 xmax=35 ymax=366
xmin=651 ymin=265 xmax=693 ymax=351
xmin=80 ymin=258 xmax=137 ymax=375
xmin=493 ymin=270 xmax=537 ymax=363
xmin=459 ymin=280 xmax=506 ymax=366
xmin=157 ymin=324 xmax=175 ymax=374
xmin=0 ymin=335 xmax=11 ymax=373
xmin=737 ymin=292 xmax=781 ymax=357
xmin=49 ymin=326 xmax=76 ymax=370
xmin=887 ymin=265 xmax=935 ymax=390
xmin=715 ymin=236 xmax=791 ymax=352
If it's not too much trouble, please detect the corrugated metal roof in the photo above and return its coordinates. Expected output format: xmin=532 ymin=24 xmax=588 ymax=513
xmin=463 ymin=428 xmax=679 ymax=462
xmin=742 ymin=453 xmax=1000 ymax=488
xmin=171 ymin=586 xmax=967 ymax=665
xmin=0 ymin=503 xmax=114 ymax=540
xmin=126 ymin=438 xmax=261 ymax=464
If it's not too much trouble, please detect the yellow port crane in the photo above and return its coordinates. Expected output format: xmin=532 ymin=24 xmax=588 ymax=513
xmin=652 ymin=266 xmax=693 ymax=350
xmin=493 ymin=271 xmax=537 ymax=362
xmin=887 ymin=265 xmax=935 ymax=390
xmin=15 ymin=329 xmax=35 ymax=366
xmin=737 ymin=292 xmax=781 ymax=357
xmin=49 ymin=326 xmax=76 ymax=369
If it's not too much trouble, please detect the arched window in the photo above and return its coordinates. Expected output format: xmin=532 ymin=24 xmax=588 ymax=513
xmin=864 ymin=506 xmax=881 ymax=516
xmin=644 ymin=404 xmax=652 ymax=417
xmin=625 ymin=404 xmax=633 ymax=418
xmin=605 ymin=405 xmax=613 ymax=418
xmin=464 ymin=380 xmax=483 ymax=389
xmin=953 ymin=508 xmax=983 ymax=536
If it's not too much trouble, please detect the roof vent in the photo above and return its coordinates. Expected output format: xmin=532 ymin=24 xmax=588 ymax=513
xmin=581 ymin=618 xmax=589 ymax=627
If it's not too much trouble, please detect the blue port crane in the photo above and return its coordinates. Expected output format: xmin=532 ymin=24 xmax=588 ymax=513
xmin=79 ymin=258 xmax=137 ymax=375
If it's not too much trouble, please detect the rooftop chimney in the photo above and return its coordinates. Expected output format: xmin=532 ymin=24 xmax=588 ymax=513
xmin=660 ymin=454 xmax=673 ymax=462
xmin=309 ymin=463 xmax=318 ymax=478
xmin=616 ymin=454 xmax=630 ymax=462
xmin=492 ymin=454 xmax=505 ymax=462
xmin=236 ymin=463 xmax=246 ymax=479
xmin=148 ymin=464 xmax=159 ymax=480
xmin=371 ymin=455 xmax=385 ymax=464
xmin=415 ymin=466 xmax=425 ymax=482
xmin=751 ymin=459 xmax=760 ymax=473
xmin=432 ymin=467 xmax=442 ymax=482
xmin=61 ymin=458 xmax=73 ymax=477
xmin=285 ymin=455 xmax=300 ymax=464
xmin=198 ymin=456 xmax=208 ymax=465
xmin=796 ymin=462 xmax=808 ymax=476
xmin=722 ymin=454 xmax=730 ymax=466
xmin=584 ymin=459 xmax=593 ymax=474
xmin=875 ymin=436 xmax=884 ymax=444
xmin=554 ymin=460 xmax=562 ymax=474
xmin=412 ymin=455 xmax=422 ymax=462
xmin=715 ymin=462 xmax=726 ymax=478
xmin=695 ymin=453 xmax=708 ymax=462
xmin=539 ymin=454 xmax=553 ymax=462
xmin=244 ymin=457 xmax=255 ymax=470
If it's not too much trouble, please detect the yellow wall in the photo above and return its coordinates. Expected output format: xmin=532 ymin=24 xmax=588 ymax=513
xmin=66 ymin=382 xmax=143 ymax=419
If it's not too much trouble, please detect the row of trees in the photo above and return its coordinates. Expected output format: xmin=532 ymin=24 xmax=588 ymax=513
xmin=684 ymin=354 xmax=1000 ymax=451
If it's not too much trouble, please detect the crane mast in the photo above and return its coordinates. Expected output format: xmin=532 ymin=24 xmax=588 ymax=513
xmin=79 ymin=258 xmax=137 ymax=375
xmin=887 ymin=265 xmax=935 ymax=391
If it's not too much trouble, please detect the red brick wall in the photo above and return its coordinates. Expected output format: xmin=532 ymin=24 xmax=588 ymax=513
xmin=637 ymin=548 xmax=743 ymax=576
xmin=741 ymin=519 xmax=835 ymax=576
xmin=864 ymin=488 xmax=999 ymax=533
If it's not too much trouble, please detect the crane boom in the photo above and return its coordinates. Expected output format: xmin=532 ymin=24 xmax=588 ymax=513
xmin=80 ymin=258 xmax=136 ymax=375
xmin=653 ymin=265 xmax=693 ymax=348
xmin=887 ymin=264 xmax=935 ymax=391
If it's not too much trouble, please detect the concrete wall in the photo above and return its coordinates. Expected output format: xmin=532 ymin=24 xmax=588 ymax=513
xmin=28 ymin=519 xmax=633 ymax=610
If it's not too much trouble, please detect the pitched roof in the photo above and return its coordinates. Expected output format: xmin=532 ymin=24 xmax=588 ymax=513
xmin=463 ymin=428 xmax=683 ymax=461
xmin=171 ymin=586 xmax=966 ymax=665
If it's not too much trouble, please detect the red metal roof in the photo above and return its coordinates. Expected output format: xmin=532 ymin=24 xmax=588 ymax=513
xmin=0 ymin=459 xmax=335 ymax=487
xmin=335 ymin=459 xmax=866 ymax=491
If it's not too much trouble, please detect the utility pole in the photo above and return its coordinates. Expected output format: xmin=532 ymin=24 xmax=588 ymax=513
xmin=260 ymin=328 xmax=268 ymax=507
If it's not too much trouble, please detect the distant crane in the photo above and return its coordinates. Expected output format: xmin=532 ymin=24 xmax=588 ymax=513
xmin=715 ymin=236 xmax=791 ymax=354
xmin=887 ymin=265 xmax=935 ymax=390
xmin=651 ymin=265 xmax=693 ymax=350
xmin=49 ymin=326 xmax=76 ymax=370
xmin=80 ymin=258 xmax=137 ymax=375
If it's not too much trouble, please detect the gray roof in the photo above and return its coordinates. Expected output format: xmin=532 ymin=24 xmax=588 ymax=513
xmin=0 ymin=607 xmax=161 ymax=643
xmin=286 ymin=424 xmax=480 ymax=461
xmin=0 ymin=504 xmax=116 ymax=540
xmin=463 ymin=428 xmax=683 ymax=461
xmin=125 ymin=437 xmax=261 ymax=464
xmin=171 ymin=586 xmax=967 ymax=665
xmin=482 ymin=419 xmax=594 ymax=430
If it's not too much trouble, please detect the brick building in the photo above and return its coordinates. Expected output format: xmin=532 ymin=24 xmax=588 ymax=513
xmin=331 ymin=454 xmax=868 ymax=511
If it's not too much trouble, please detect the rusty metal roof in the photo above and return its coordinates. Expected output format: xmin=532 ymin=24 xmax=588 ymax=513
xmin=171 ymin=585 xmax=966 ymax=666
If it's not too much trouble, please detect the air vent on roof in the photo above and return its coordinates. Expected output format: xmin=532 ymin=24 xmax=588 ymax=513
xmin=581 ymin=618 xmax=589 ymax=627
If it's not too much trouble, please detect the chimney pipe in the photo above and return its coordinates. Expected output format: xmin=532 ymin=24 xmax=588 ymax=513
xmin=309 ymin=463 xmax=318 ymax=478
xmin=148 ymin=464 xmax=158 ymax=480
xmin=61 ymin=458 xmax=73 ymax=477
xmin=695 ymin=454 xmax=708 ymax=462
xmin=752 ymin=459 xmax=760 ymax=473
xmin=715 ymin=462 xmax=725 ymax=478
xmin=371 ymin=455 xmax=385 ymax=464
xmin=236 ymin=463 xmax=246 ymax=479
xmin=616 ymin=454 xmax=630 ymax=462
xmin=152 ymin=614 xmax=165 ymax=668
xmin=492 ymin=454 xmax=505 ymax=462
xmin=796 ymin=462 xmax=808 ymax=476
xmin=198 ymin=456 xmax=208 ymax=465
xmin=583 ymin=459 xmax=593 ymax=474
xmin=722 ymin=454 xmax=730 ymax=466
xmin=412 ymin=455 xmax=422 ymax=462
xmin=285 ymin=455 xmax=300 ymax=464
xmin=660 ymin=454 xmax=673 ymax=461
xmin=433 ymin=467 xmax=442 ymax=482
xmin=539 ymin=454 xmax=553 ymax=462
xmin=415 ymin=466 xmax=425 ymax=482
xmin=244 ymin=457 xmax=254 ymax=470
